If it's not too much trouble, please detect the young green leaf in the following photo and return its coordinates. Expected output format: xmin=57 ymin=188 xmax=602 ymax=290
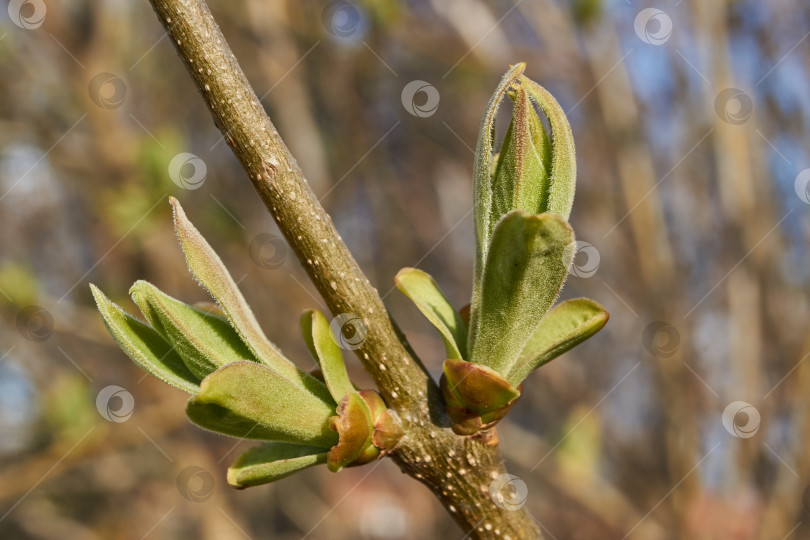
xmin=507 ymin=298 xmax=608 ymax=385
xmin=519 ymin=75 xmax=577 ymax=221
xmin=90 ymin=284 xmax=200 ymax=394
xmin=300 ymin=309 xmax=354 ymax=402
xmin=469 ymin=211 xmax=574 ymax=375
xmin=227 ymin=442 xmax=328 ymax=488
xmin=170 ymin=197 xmax=330 ymax=402
xmin=490 ymin=85 xmax=552 ymax=229
xmin=394 ymin=268 xmax=468 ymax=360
xmin=129 ymin=280 xmax=258 ymax=380
xmin=470 ymin=63 xmax=527 ymax=352
xmin=186 ymin=361 xmax=338 ymax=447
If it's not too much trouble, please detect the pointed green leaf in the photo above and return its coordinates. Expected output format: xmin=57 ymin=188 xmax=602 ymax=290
xmin=507 ymin=298 xmax=608 ymax=385
xmin=519 ymin=75 xmax=577 ymax=220
xmin=469 ymin=211 xmax=574 ymax=375
xmin=300 ymin=309 xmax=354 ymax=402
xmin=170 ymin=198 xmax=330 ymax=401
xmin=130 ymin=280 xmax=258 ymax=380
xmin=470 ymin=63 xmax=526 ymax=353
xmin=186 ymin=361 xmax=338 ymax=447
xmin=490 ymin=85 xmax=552 ymax=229
xmin=90 ymin=284 xmax=199 ymax=394
xmin=227 ymin=442 xmax=328 ymax=488
xmin=394 ymin=268 xmax=468 ymax=360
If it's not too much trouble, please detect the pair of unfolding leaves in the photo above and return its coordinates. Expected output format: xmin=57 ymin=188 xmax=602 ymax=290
xmin=395 ymin=64 xmax=608 ymax=434
xmin=92 ymin=198 xmax=397 ymax=487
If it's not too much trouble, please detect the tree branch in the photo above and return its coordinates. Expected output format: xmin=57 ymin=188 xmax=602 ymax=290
xmin=146 ymin=0 xmax=541 ymax=537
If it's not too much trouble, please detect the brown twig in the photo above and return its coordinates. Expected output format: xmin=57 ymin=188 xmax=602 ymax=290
xmin=144 ymin=0 xmax=541 ymax=537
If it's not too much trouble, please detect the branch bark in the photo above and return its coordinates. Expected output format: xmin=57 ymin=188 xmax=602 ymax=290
xmin=146 ymin=1 xmax=542 ymax=537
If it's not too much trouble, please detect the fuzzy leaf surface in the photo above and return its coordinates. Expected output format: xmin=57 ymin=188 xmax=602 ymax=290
xmin=227 ymin=442 xmax=327 ymax=488
xmin=130 ymin=280 xmax=257 ymax=380
xmin=470 ymin=63 xmax=527 ymax=352
xmin=519 ymin=75 xmax=577 ymax=220
xmin=300 ymin=309 xmax=354 ymax=402
xmin=170 ymin=198 xmax=330 ymax=401
xmin=490 ymin=84 xmax=552 ymax=234
xmin=394 ymin=268 xmax=467 ymax=360
xmin=508 ymin=298 xmax=608 ymax=385
xmin=186 ymin=361 xmax=338 ymax=447
xmin=90 ymin=284 xmax=199 ymax=393
xmin=470 ymin=211 xmax=573 ymax=375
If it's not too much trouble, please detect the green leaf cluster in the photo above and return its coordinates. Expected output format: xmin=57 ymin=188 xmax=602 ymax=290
xmin=92 ymin=198 xmax=400 ymax=487
xmin=396 ymin=65 xmax=608 ymax=435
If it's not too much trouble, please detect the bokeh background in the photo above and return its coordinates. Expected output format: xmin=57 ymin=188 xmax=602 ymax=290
xmin=1 ymin=0 xmax=810 ymax=538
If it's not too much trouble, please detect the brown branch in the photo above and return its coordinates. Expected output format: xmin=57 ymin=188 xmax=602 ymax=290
xmin=145 ymin=1 xmax=541 ymax=537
